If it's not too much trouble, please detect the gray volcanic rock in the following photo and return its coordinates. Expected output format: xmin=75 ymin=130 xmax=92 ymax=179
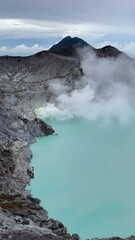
xmin=0 ymin=51 xmax=82 ymax=110
xmin=0 ymin=41 xmax=82 ymax=239
xmin=0 ymin=94 xmax=79 ymax=239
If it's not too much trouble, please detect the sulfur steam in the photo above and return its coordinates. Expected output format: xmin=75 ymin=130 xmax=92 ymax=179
xmin=36 ymin=48 xmax=135 ymax=125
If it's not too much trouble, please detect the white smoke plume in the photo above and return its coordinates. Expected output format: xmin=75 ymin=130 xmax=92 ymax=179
xmin=36 ymin=49 xmax=135 ymax=125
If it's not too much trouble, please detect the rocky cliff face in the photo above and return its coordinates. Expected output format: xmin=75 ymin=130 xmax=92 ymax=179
xmin=0 ymin=93 xmax=67 ymax=240
xmin=0 ymin=36 xmax=134 ymax=240
xmin=0 ymin=46 xmax=82 ymax=240
xmin=0 ymin=52 xmax=81 ymax=108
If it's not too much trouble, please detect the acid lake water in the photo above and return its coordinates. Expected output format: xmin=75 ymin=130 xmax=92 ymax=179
xmin=30 ymin=118 xmax=135 ymax=239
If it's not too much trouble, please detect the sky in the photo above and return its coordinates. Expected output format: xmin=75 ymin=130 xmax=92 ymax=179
xmin=0 ymin=0 xmax=135 ymax=56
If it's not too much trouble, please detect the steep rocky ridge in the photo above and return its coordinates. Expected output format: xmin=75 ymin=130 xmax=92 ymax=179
xmin=0 ymin=36 xmax=135 ymax=240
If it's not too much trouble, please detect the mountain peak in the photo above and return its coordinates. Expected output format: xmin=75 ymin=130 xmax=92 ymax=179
xmin=50 ymin=36 xmax=90 ymax=51
xmin=63 ymin=35 xmax=72 ymax=39
xmin=96 ymin=45 xmax=123 ymax=58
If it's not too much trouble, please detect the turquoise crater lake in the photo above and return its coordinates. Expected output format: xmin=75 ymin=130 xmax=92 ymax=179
xmin=30 ymin=118 xmax=135 ymax=239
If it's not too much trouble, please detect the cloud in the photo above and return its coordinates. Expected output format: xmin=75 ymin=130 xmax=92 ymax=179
xmin=0 ymin=19 xmax=59 ymax=39
xmin=0 ymin=0 xmax=135 ymax=26
xmin=0 ymin=44 xmax=46 ymax=56
xmin=0 ymin=18 xmax=135 ymax=46
xmin=120 ymin=43 xmax=135 ymax=57
xmin=0 ymin=0 xmax=134 ymax=44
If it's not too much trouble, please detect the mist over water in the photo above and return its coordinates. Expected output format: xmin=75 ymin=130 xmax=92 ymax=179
xmin=31 ymin=51 xmax=135 ymax=239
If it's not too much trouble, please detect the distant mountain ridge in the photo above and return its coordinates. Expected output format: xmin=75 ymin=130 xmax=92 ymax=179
xmin=49 ymin=36 xmax=125 ymax=58
xmin=0 ymin=35 xmax=128 ymax=59
xmin=0 ymin=36 xmax=130 ymax=101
